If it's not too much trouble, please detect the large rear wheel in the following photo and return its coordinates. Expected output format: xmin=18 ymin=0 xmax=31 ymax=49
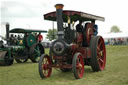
xmin=90 ymin=36 xmax=106 ymax=71
xmin=39 ymin=54 xmax=52 ymax=79
xmin=72 ymin=53 xmax=84 ymax=79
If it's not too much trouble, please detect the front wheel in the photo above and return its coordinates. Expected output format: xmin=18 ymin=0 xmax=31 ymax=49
xmin=39 ymin=54 xmax=52 ymax=79
xmin=72 ymin=53 xmax=84 ymax=79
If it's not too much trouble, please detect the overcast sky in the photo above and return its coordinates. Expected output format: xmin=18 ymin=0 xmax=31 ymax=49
xmin=0 ymin=0 xmax=128 ymax=38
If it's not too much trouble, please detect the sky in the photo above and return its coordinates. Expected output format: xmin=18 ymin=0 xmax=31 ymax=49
xmin=0 ymin=0 xmax=128 ymax=39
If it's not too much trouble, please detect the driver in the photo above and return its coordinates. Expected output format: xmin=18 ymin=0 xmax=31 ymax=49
xmin=76 ymin=20 xmax=83 ymax=32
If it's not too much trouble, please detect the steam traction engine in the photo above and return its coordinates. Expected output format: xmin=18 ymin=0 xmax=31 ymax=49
xmin=0 ymin=24 xmax=47 ymax=66
xmin=39 ymin=4 xmax=106 ymax=79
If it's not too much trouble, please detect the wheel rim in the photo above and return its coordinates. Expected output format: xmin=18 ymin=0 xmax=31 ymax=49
xmin=97 ymin=37 xmax=106 ymax=70
xmin=76 ymin=55 xmax=84 ymax=78
xmin=41 ymin=55 xmax=52 ymax=77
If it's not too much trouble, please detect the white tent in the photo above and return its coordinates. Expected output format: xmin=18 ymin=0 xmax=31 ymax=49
xmin=101 ymin=32 xmax=128 ymax=39
xmin=100 ymin=32 xmax=128 ymax=45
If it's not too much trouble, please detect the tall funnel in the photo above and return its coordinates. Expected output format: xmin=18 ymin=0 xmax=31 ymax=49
xmin=55 ymin=4 xmax=64 ymax=39
xmin=6 ymin=23 xmax=9 ymax=39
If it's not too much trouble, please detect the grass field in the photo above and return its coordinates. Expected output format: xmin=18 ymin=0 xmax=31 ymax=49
xmin=0 ymin=46 xmax=128 ymax=85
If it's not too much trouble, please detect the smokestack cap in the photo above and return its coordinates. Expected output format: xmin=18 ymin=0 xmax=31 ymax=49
xmin=6 ymin=22 xmax=9 ymax=26
xmin=55 ymin=4 xmax=64 ymax=9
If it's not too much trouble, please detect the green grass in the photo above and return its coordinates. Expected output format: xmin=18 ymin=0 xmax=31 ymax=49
xmin=0 ymin=46 xmax=128 ymax=85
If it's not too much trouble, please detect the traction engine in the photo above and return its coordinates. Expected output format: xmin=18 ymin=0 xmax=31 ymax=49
xmin=39 ymin=4 xmax=106 ymax=79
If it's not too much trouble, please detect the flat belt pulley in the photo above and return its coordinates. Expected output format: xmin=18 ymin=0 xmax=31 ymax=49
xmin=24 ymin=34 xmax=37 ymax=48
xmin=83 ymin=23 xmax=94 ymax=46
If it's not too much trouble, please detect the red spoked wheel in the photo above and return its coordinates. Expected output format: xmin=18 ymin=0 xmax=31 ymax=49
xmin=39 ymin=54 xmax=52 ymax=79
xmin=90 ymin=36 xmax=106 ymax=71
xmin=72 ymin=53 xmax=84 ymax=79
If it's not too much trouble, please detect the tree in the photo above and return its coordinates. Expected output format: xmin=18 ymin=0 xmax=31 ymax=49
xmin=110 ymin=25 xmax=121 ymax=33
xmin=46 ymin=29 xmax=57 ymax=41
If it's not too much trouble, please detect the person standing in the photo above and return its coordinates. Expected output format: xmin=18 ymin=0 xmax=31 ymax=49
xmin=37 ymin=32 xmax=43 ymax=43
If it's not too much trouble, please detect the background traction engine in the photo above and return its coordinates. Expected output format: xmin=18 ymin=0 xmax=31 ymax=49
xmin=0 ymin=25 xmax=46 ymax=65
xmin=9 ymin=28 xmax=45 ymax=63
xmin=13 ymin=33 xmax=44 ymax=63
xmin=39 ymin=4 xmax=106 ymax=79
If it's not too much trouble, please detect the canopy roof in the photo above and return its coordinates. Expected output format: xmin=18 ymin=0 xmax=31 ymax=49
xmin=9 ymin=28 xmax=47 ymax=33
xmin=44 ymin=10 xmax=105 ymax=22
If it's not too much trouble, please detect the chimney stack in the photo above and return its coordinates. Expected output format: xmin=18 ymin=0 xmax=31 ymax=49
xmin=6 ymin=23 xmax=9 ymax=39
xmin=55 ymin=4 xmax=64 ymax=39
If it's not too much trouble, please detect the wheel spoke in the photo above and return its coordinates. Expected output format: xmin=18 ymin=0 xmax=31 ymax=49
xmin=88 ymin=28 xmax=91 ymax=35
xmin=77 ymin=56 xmax=84 ymax=77
xmin=43 ymin=65 xmax=48 ymax=76
xmin=100 ymin=50 xmax=103 ymax=56
xmin=44 ymin=58 xmax=46 ymax=64
xmin=98 ymin=41 xmax=102 ymax=48
xmin=44 ymin=70 xmax=46 ymax=76
xmin=34 ymin=49 xmax=38 ymax=53
xmin=99 ymin=50 xmax=103 ymax=56
xmin=97 ymin=52 xmax=100 ymax=56
xmin=45 ymin=70 xmax=48 ymax=76
xmin=102 ymin=49 xmax=105 ymax=54
xmin=97 ymin=56 xmax=104 ymax=63
xmin=97 ymin=49 xmax=103 ymax=57
xmin=99 ymin=58 xmax=104 ymax=64
xmin=97 ymin=46 xmax=100 ymax=52
xmin=46 ymin=59 xmax=48 ymax=64
xmin=42 ymin=65 xmax=44 ymax=69
xmin=97 ymin=50 xmax=103 ymax=60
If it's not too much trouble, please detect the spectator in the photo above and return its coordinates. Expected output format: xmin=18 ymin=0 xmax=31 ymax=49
xmin=37 ymin=32 xmax=43 ymax=43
